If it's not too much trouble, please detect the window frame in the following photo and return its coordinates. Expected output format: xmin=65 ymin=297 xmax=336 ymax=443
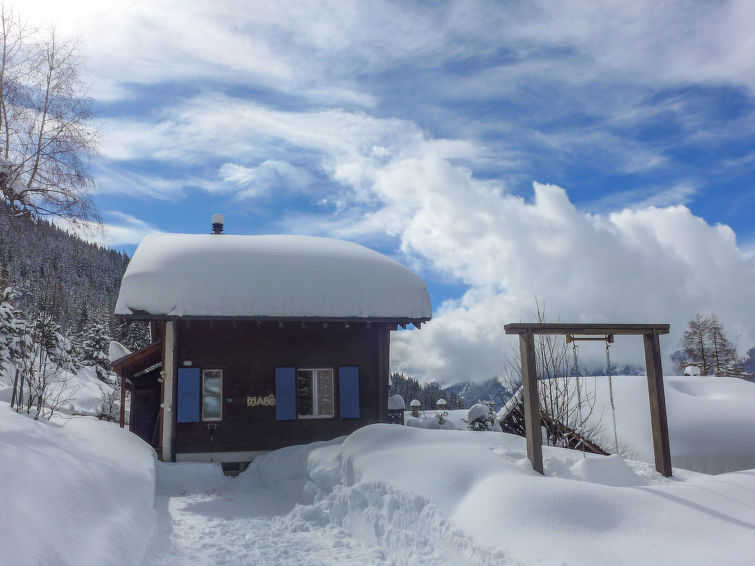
xmin=296 ymin=367 xmax=335 ymax=419
xmin=201 ymin=369 xmax=223 ymax=422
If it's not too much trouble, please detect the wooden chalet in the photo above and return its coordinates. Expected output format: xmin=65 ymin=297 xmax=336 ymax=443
xmin=111 ymin=221 xmax=431 ymax=466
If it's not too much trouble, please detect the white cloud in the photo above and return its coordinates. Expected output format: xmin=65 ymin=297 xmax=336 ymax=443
xmin=217 ymin=160 xmax=312 ymax=200
xmin=54 ymin=212 xmax=159 ymax=247
xmin=389 ymin=185 xmax=755 ymax=382
xmin=588 ymin=183 xmax=699 ymax=213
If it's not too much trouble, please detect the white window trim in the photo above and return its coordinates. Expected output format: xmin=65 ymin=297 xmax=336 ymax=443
xmin=297 ymin=368 xmax=335 ymax=419
xmin=202 ymin=369 xmax=223 ymax=422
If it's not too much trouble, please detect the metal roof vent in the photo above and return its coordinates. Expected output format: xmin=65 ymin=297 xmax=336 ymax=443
xmin=211 ymin=213 xmax=224 ymax=234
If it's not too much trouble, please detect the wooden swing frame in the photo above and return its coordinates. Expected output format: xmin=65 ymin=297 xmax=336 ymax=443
xmin=504 ymin=323 xmax=672 ymax=477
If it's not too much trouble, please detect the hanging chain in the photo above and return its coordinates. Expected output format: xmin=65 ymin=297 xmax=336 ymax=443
xmin=606 ymin=338 xmax=619 ymax=454
xmin=572 ymin=339 xmax=584 ymax=447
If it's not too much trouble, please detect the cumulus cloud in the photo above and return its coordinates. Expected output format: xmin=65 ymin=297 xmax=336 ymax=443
xmin=390 ymin=185 xmax=755 ymax=381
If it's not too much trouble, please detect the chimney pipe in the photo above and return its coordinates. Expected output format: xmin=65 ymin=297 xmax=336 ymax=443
xmin=211 ymin=213 xmax=224 ymax=234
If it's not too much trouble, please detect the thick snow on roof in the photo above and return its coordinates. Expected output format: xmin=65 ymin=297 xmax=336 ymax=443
xmin=115 ymin=233 xmax=432 ymax=319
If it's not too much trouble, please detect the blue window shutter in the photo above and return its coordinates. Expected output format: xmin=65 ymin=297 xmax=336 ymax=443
xmin=339 ymin=367 xmax=360 ymax=419
xmin=177 ymin=368 xmax=200 ymax=423
xmin=275 ymin=367 xmax=296 ymax=420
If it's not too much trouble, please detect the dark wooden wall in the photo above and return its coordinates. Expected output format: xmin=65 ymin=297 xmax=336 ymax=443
xmin=173 ymin=320 xmax=390 ymax=455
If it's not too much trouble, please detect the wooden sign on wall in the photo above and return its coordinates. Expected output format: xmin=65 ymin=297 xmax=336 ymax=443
xmin=247 ymin=394 xmax=276 ymax=407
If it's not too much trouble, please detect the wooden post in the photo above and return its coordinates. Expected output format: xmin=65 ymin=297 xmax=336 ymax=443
xmin=119 ymin=376 xmax=126 ymax=428
xmin=519 ymin=331 xmax=544 ymax=474
xmin=162 ymin=320 xmax=176 ymax=462
xmin=643 ymin=331 xmax=672 ymax=477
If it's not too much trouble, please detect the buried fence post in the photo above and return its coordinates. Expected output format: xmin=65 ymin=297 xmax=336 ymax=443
xmin=643 ymin=331 xmax=672 ymax=477
xmin=519 ymin=331 xmax=544 ymax=475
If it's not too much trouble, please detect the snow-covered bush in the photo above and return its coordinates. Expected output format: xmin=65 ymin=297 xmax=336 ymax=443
xmin=467 ymin=400 xmax=499 ymax=431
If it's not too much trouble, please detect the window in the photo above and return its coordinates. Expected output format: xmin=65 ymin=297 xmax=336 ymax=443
xmin=202 ymin=369 xmax=222 ymax=421
xmin=297 ymin=368 xmax=334 ymax=418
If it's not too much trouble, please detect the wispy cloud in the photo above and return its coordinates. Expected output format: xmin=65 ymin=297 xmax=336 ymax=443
xmin=54 ymin=211 xmax=160 ymax=248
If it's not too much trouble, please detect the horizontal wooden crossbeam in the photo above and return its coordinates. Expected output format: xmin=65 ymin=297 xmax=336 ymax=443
xmin=504 ymin=323 xmax=669 ymax=336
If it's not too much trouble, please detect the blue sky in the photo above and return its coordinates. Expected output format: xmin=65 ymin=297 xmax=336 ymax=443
xmin=16 ymin=0 xmax=755 ymax=381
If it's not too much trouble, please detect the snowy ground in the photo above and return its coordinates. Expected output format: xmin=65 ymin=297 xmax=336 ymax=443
xmin=556 ymin=375 xmax=755 ymax=473
xmin=2 ymin=375 xmax=755 ymax=565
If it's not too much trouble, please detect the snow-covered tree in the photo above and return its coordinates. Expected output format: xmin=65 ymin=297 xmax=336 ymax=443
xmin=0 ymin=285 xmax=25 ymax=369
xmin=117 ymin=319 xmax=151 ymax=351
xmin=80 ymin=316 xmax=113 ymax=383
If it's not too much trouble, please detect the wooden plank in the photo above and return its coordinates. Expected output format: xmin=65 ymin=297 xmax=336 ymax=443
xmin=643 ymin=331 xmax=672 ymax=477
xmin=505 ymin=323 xmax=669 ymax=336
xmin=519 ymin=331 xmax=543 ymax=474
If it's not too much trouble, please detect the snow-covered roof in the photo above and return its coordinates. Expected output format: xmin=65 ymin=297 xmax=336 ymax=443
xmin=108 ymin=341 xmax=132 ymax=364
xmin=115 ymin=233 xmax=432 ymax=320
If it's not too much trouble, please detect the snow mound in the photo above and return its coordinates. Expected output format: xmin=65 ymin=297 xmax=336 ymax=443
xmin=241 ymin=423 xmax=755 ymax=566
xmin=0 ymin=406 xmax=156 ymax=566
xmin=115 ymin=233 xmax=432 ymax=319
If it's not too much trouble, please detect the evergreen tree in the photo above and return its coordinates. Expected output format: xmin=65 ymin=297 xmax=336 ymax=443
xmin=678 ymin=314 xmax=744 ymax=376
xmin=0 ymin=285 xmax=25 ymax=368
xmin=709 ymin=314 xmax=744 ymax=376
xmin=743 ymin=348 xmax=755 ymax=377
xmin=118 ymin=319 xmax=151 ymax=351
xmin=80 ymin=316 xmax=113 ymax=383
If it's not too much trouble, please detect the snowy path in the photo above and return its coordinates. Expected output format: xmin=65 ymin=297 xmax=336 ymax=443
xmin=146 ymin=463 xmax=390 ymax=566
xmin=144 ymin=461 xmax=511 ymax=566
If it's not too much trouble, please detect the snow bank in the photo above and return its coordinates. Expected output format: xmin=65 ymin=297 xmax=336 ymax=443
xmin=242 ymin=423 xmax=755 ymax=566
xmin=0 ymin=403 xmax=156 ymax=566
xmin=115 ymin=233 xmax=432 ymax=319
xmin=575 ymin=375 xmax=755 ymax=474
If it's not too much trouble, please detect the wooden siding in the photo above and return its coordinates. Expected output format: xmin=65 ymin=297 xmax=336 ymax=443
xmin=173 ymin=320 xmax=390 ymax=455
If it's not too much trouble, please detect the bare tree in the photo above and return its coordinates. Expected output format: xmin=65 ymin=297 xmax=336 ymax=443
xmin=678 ymin=313 xmax=744 ymax=376
xmin=680 ymin=314 xmax=713 ymax=375
xmin=0 ymin=5 xmax=99 ymax=226
xmin=97 ymin=380 xmax=120 ymax=421
xmin=499 ymin=301 xmax=605 ymax=453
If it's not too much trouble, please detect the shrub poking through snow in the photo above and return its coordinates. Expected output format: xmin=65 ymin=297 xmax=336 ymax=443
xmin=467 ymin=400 xmax=498 ymax=431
